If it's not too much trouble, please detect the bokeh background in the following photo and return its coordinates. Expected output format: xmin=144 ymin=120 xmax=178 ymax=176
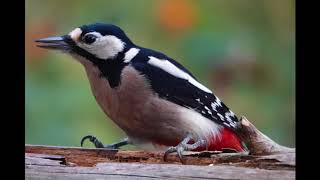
xmin=26 ymin=0 xmax=295 ymax=148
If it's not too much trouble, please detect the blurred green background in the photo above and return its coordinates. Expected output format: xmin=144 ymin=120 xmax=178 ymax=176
xmin=26 ymin=0 xmax=295 ymax=148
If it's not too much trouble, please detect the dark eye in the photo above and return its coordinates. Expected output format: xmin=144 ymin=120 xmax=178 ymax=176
xmin=82 ymin=34 xmax=97 ymax=44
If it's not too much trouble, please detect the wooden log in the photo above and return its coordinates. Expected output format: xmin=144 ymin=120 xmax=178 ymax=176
xmin=25 ymin=116 xmax=295 ymax=179
xmin=237 ymin=116 xmax=295 ymax=155
xmin=26 ymin=158 xmax=295 ymax=180
xmin=25 ymin=144 xmax=295 ymax=179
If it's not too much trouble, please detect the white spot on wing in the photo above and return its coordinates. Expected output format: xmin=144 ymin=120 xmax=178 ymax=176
xmin=217 ymin=113 xmax=224 ymax=121
xmin=215 ymin=97 xmax=222 ymax=106
xmin=124 ymin=48 xmax=140 ymax=63
xmin=211 ymin=97 xmax=223 ymax=112
xmin=223 ymin=122 xmax=231 ymax=127
xmin=204 ymin=106 xmax=212 ymax=114
xmin=211 ymin=102 xmax=219 ymax=111
xmin=148 ymin=56 xmax=213 ymax=93
xmin=229 ymin=121 xmax=236 ymax=128
xmin=196 ymin=98 xmax=204 ymax=105
xmin=225 ymin=111 xmax=235 ymax=123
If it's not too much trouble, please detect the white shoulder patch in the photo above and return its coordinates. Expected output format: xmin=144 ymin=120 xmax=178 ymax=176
xmin=124 ymin=48 xmax=140 ymax=63
xmin=148 ymin=56 xmax=212 ymax=93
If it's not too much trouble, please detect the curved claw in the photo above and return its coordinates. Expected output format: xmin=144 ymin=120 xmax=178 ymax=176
xmin=81 ymin=135 xmax=94 ymax=147
xmin=163 ymin=146 xmax=185 ymax=164
xmin=176 ymin=147 xmax=185 ymax=164
xmin=163 ymin=146 xmax=175 ymax=162
xmin=80 ymin=135 xmax=104 ymax=148
xmin=163 ymin=134 xmax=205 ymax=164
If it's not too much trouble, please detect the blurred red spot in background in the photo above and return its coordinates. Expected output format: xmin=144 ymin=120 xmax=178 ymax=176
xmin=157 ymin=0 xmax=198 ymax=33
xmin=25 ymin=21 xmax=56 ymax=67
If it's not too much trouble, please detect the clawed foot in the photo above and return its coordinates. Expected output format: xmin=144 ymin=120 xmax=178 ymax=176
xmin=163 ymin=133 xmax=206 ymax=164
xmin=80 ymin=135 xmax=129 ymax=149
xmin=81 ymin=135 xmax=105 ymax=148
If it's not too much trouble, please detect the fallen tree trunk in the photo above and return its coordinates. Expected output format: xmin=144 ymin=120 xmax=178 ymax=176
xmin=25 ymin=116 xmax=295 ymax=179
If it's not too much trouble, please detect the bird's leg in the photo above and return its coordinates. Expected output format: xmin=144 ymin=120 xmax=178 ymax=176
xmin=163 ymin=133 xmax=206 ymax=164
xmin=105 ymin=138 xmax=129 ymax=149
xmin=81 ymin=135 xmax=129 ymax=149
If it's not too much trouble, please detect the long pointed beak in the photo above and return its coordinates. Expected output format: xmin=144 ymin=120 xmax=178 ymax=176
xmin=35 ymin=36 xmax=71 ymax=51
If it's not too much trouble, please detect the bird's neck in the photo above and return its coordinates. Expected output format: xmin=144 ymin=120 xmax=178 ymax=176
xmin=90 ymin=46 xmax=134 ymax=88
xmin=74 ymin=45 xmax=137 ymax=88
xmin=96 ymin=59 xmax=126 ymax=88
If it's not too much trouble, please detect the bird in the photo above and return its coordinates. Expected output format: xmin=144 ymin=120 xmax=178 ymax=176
xmin=36 ymin=23 xmax=247 ymax=162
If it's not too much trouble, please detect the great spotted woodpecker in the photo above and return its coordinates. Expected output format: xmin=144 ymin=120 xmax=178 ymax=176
xmin=36 ymin=23 xmax=247 ymax=162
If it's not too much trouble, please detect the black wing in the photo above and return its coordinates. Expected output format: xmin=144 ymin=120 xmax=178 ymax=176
xmin=131 ymin=60 xmax=240 ymax=130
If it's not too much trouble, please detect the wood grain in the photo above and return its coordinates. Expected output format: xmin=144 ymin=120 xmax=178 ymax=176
xmin=25 ymin=144 xmax=295 ymax=180
xmin=25 ymin=116 xmax=295 ymax=179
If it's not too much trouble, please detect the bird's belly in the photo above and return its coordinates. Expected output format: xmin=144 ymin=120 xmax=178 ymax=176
xmin=82 ymin=62 xmax=221 ymax=148
xmin=111 ymin=66 xmax=191 ymax=141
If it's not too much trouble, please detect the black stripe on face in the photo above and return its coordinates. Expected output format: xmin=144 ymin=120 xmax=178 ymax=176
xmin=65 ymin=35 xmax=128 ymax=88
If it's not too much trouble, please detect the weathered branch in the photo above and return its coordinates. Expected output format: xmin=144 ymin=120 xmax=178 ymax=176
xmin=25 ymin=116 xmax=295 ymax=179
xmin=237 ymin=116 xmax=295 ymax=155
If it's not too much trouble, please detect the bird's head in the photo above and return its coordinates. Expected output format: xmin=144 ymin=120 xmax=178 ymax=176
xmin=36 ymin=23 xmax=135 ymax=62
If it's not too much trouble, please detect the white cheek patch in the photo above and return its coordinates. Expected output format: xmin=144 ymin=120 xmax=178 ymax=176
xmin=148 ymin=56 xmax=213 ymax=93
xmin=69 ymin=28 xmax=82 ymax=41
xmin=77 ymin=35 xmax=125 ymax=60
xmin=124 ymin=48 xmax=140 ymax=63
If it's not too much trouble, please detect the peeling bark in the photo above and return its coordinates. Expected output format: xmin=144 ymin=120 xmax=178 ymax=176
xmin=25 ymin=116 xmax=295 ymax=179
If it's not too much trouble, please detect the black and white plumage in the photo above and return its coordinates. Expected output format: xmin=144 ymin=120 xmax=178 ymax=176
xmin=36 ymin=23 xmax=244 ymax=154
xmin=130 ymin=49 xmax=239 ymax=129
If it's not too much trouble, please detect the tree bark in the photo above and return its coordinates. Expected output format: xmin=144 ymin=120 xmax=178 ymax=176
xmin=25 ymin=116 xmax=295 ymax=179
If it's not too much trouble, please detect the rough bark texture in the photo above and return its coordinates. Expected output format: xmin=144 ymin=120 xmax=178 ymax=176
xmin=25 ymin=116 xmax=295 ymax=179
xmin=26 ymin=157 xmax=295 ymax=180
